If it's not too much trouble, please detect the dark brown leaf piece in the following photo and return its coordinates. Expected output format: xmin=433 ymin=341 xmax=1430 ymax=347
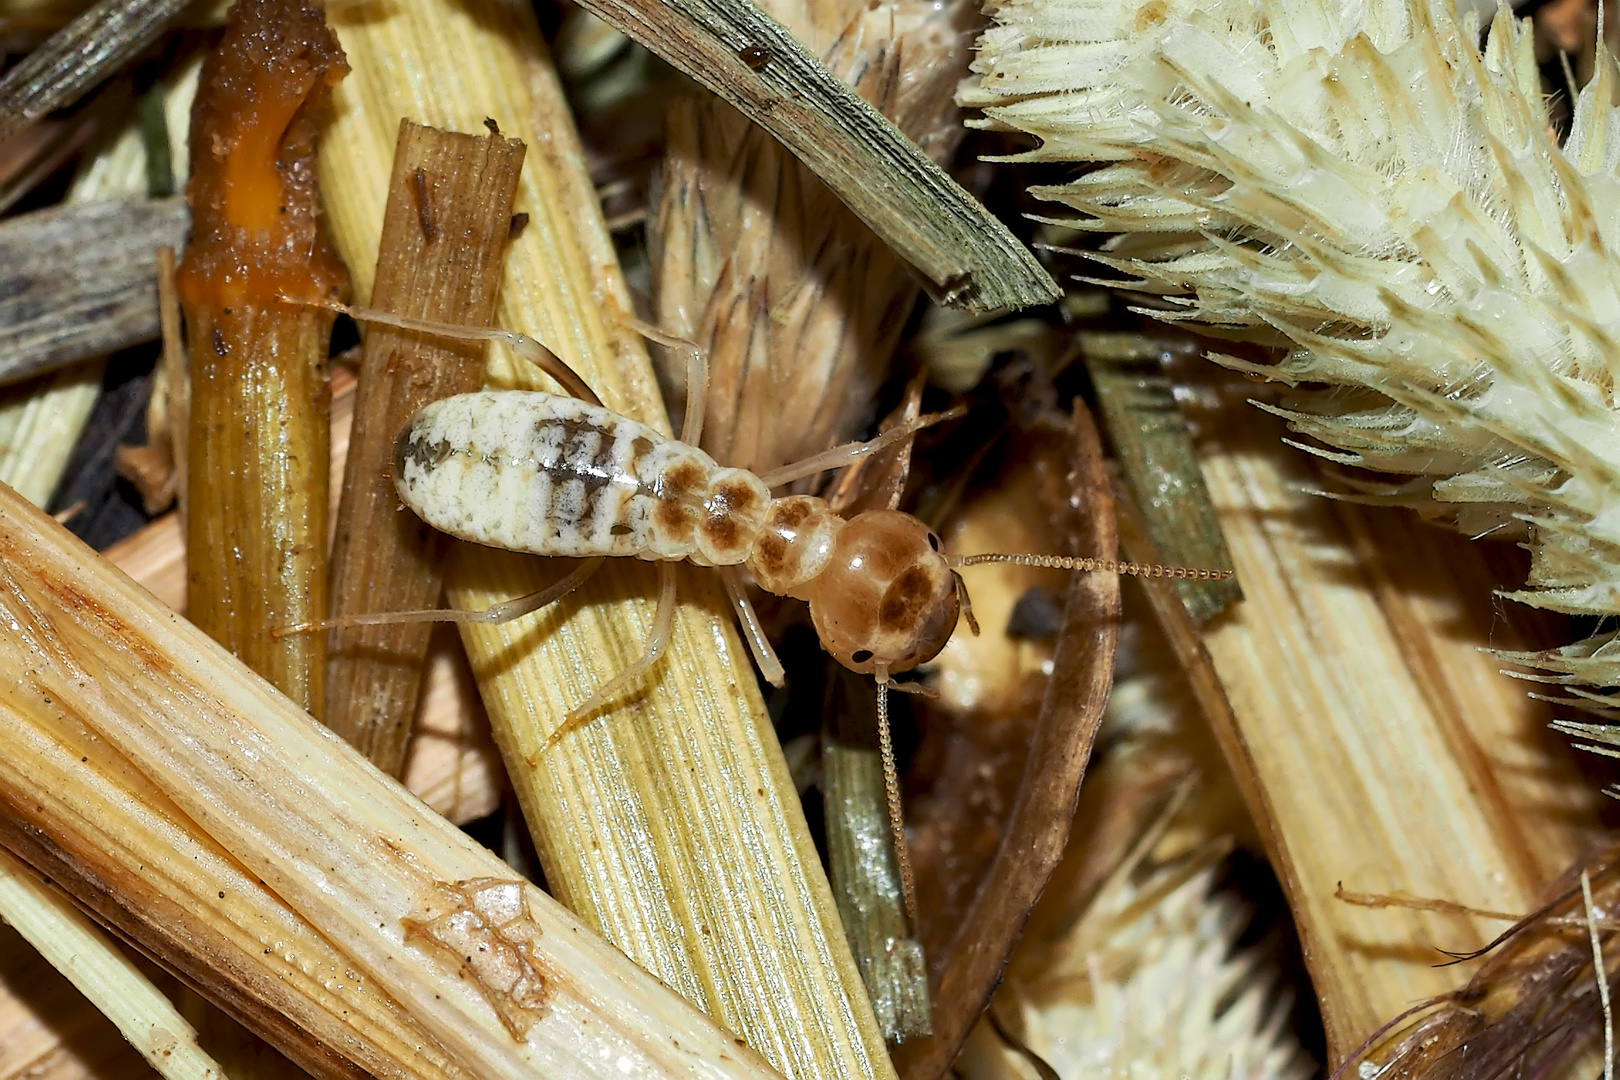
xmin=1355 ymin=838 xmax=1620 ymax=1080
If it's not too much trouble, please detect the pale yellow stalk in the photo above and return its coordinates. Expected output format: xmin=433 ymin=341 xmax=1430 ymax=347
xmin=0 ymin=848 xmax=224 ymax=1080
xmin=102 ymin=371 xmax=502 ymax=827
xmin=1170 ymin=404 xmax=1603 ymax=1061
xmin=318 ymin=4 xmax=892 ymax=1079
xmin=0 ymin=920 xmax=152 ymax=1080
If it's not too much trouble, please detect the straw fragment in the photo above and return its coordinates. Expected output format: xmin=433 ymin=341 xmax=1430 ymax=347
xmin=0 ymin=197 xmax=188 ymax=383
xmin=0 ymin=848 xmax=224 ymax=1080
xmin=575 ymin=0 xmax=1056 ymax=312
xmin=326 ymin=120 xmax=524 ymax=774
xmin=1128 ymin=398 xmax=1603 ymax=1062
xmin=318 ymin=3 xmax=894 ymax=1078
xmin=0 ymin=482 xmax=785 ymax=1080
xmin=177 ymin=0 xmax=349 ymax=714
xmin=0 ymin=0 xmax=192 ymax=143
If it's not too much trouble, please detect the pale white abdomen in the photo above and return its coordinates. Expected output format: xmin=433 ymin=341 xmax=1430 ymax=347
xmin=393 ymin=392 xmax=770 ymax=564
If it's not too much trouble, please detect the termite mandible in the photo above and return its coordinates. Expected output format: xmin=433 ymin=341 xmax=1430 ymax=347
xmin=279 ymin=299 xmax=1232 ymax=917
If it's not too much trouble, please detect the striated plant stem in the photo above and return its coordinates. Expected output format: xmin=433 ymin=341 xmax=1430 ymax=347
xmin=568 ymin=0 xmax=1053 ymax=312
xmin=0 ymin=196 xmax=189 ymax=382
xmin=0 ymin=848 xmax=226 ymax=1080
xmin=823 ymin=668 xmax=931 ymax=1044
xmin=318 ymin=1 xmax=895 ymax=1077
xmin=105 ymin=367 xmax=506 ymax=828
xmin=326 ymin=120 xmax=524 ymax=774
xmin=0 ymin=482 xmax=786 ymax=1080
xmin=1119 ymin=401 xmax=1603 ymax=1062
xmin=0 ymin=0 xmax=192 ymax=143
xmin=0 ymin=46 xmax=196 ymax=514
xmin=177 ymin=0 xmax=349 ymax=716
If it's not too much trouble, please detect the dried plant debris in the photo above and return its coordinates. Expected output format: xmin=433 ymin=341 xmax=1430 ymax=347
xmin=895 ymin=402 xmax=1121 ymax=1080
xmin=1082 ymin=334 xmax=1238 ymax=623
xmin=0 ymin=482 xmax=785 ymax=1080
xmin=176 ymin=0 xmax=349 ymax=714
xmin=326 ymin=121 xmax=524 ymax=776
xmin=953 ymin=586 xmax=1304 ymax=1080
xmin=966 ymin=0 xmax=1620 ymax=701
xmin=1357 ymin=838 xmax=1620 ymax=1080
xmin=0 ymin=847 xmax=228 ymax=1080
xmin=0 ymin=0 xmax=194 ymax=143
xmin=650 ymin=0 xmax=974 ymax=475
xmin=957 ymin=839 xmax=1309 ymax=1080
xmin=0 ymin=197 xmax=188 ymax=383
xmin=574 ymin=0 xmax=1057 ymax=311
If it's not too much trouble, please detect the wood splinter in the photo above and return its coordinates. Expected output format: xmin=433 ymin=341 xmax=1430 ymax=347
xmin=325 ymin=119 xmax=526 ymax=775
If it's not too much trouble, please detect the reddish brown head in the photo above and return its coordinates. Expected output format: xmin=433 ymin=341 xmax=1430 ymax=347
xmin=802 ymin=510 xmax=959 ymax=675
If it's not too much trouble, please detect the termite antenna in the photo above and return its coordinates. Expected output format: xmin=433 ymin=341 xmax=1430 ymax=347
xmin=873 ymin=666 xmax=919 ymax=929
xmin=949 ymin=553 xmax=1235 ymax=581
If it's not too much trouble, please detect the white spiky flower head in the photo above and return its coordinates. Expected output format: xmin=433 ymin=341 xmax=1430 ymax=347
xmin=966 ymin=0 xmax=1620 ymax=700
xmin=956 ymin=845 xmax=1310 ymax=1080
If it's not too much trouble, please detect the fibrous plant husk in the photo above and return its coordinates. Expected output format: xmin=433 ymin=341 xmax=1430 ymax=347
xmin=965 ymin=0 xmax=1620 ymax=708
xmin=1357 ymin=837 xmax=1620 ymax=1079
xmin=102 ymin=364 xmax=505 ymax=828
xmin=0 ymin=479 xmax=787 ymax=1080
xmin=895 ymin=397 xmax=1121 ymax=1080
xmin=650 ymin=0 xmax=975 ymax=475
xmin=325 ymin=120 xmax=525 ymax=776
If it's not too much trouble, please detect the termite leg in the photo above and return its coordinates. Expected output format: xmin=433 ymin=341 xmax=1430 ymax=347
xmin=718 ymin=565 xmax=785 ymax=687
xmin=529 ymin=561 xmax=681 ymax=759
xmin=278 ymin=297 xmax=605 ymax=407
xmin=272 ymin=558 xmax=604 ymax=637
xmin=622 ymin=318 xmax=708 ymax=446
xmin=757 ymin=407 xmax=963 ymax=489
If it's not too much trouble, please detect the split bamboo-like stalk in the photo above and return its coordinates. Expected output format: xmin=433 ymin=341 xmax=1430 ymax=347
xmin=0 ymin=847 xmax=225 ymax=1080
xmin=318 ymin=4 xmax=894 ymax=1079
xmin=326 ymin=120 xmax=524 ymax=775
xmin=1144 ymin=400 xmax=1604 ymax=1064
xmin=0 ymin=481 xmax=786 ymax=1080
xmin=177 ymin=0 xmax=349 ymax=716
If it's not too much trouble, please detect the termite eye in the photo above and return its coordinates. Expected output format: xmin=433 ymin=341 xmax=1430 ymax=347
xmin=851 ymin=649 xmax=873 ymax=664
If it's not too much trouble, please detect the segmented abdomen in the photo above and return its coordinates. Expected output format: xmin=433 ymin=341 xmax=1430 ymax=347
xmin=393 ymin=392 xmax=710 ymax=558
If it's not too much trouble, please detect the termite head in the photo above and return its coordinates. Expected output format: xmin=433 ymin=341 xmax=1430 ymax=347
xmin=803 ymin=510 xmax=960 ymax=676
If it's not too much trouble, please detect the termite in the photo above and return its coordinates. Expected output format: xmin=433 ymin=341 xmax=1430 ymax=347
xmin=281 ymin=299 xmax=1232 ymax=916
